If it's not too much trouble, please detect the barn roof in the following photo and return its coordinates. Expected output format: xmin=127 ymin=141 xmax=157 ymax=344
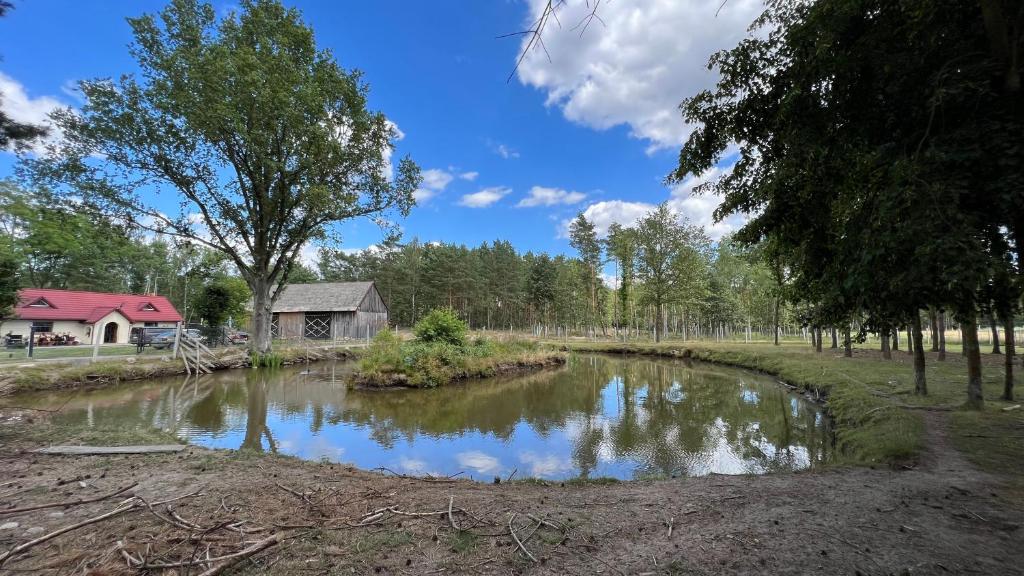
xmin=12 ymin=288 xmax=182 ymax=323
xmin=271 ymin=282 xmax=379 ymax=313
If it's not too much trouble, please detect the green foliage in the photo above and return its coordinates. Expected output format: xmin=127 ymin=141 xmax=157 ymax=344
xmin=24 ymin=0 xmax=420 ymax=354
xmin=355 ymin=335 xmax=549 ymax=388
xmin=0 ymin=246 xmax=19 ymax=318
xmin=195 ymin=276 xmax=250 ymax=330
xmin=250 ymin=352 xmax=283 ymax=369
xmin=413 ymin=308 xmax=467 ymax=346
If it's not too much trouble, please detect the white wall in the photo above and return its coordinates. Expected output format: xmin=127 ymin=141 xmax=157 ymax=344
xmin=0 ymin=319 xmax=92 ymax=343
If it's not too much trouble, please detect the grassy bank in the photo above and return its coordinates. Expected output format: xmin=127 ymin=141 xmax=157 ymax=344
xmin=351 ymin=332 xmax=566 ymax=388
xmin=0 ymin=344 xmax=359 ymax=397
xmin=556 ymin=340 xmax=1022 ymax=469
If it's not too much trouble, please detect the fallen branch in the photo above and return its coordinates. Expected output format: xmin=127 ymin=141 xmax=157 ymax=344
xmin=139 ymin=533 xmax=284 ymax=572
xmin=0 ymin=483 xmax=137 ymax=516
xmin=0 ymin=499 xmax=139 ymax=567
xmin=448 ymin=496 xmax=461 ymax=531
xmin=508 ymin=513 xmax=537 ymax=562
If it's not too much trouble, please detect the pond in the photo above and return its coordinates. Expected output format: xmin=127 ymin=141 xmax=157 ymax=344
xmin=18 ymin=354 xmax=834 ymax=480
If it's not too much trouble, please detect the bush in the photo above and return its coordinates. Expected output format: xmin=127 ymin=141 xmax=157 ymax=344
xmin=359 ymin=329 xmax=404 ymax=373
xmin=413 ymin=308 xmax=467 ymax=346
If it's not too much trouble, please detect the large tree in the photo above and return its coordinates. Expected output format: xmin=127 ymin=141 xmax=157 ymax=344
xmin=671 ymin=0 xmax=1020 ymax=407
xmin=633 ymin=203 xmax=708 ymax=343
xmin=26 ymin=0 xmax=419 ymax=355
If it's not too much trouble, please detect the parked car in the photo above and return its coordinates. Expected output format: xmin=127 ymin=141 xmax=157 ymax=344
xmin=130 ymin=328 xmax=176 ymax=346
xmin=228 ymin=331 xmax=249 ymax=345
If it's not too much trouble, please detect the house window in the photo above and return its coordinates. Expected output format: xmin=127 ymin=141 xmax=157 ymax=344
xmin=27 ymin=298 xmax=51 ymax=308
xmin=144 ymin=322 xmax=158 ymax=327
xmin=31 ymin=321 xmax=53 ymax=333
xmin=140 ymin=303 xmax=157 ymax=311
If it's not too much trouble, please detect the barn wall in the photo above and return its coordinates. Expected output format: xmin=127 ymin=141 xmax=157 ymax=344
xmin=275 ymin=312 xmax=305 ymax=339
xmin=357 ymin=287 xmax=388 ymax=315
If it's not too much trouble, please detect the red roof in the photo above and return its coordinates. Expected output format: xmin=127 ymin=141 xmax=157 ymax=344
xmin=13 ymin=289 xmax=182 ymax=323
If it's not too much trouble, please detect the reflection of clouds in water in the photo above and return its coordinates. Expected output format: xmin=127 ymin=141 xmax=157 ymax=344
xmin=398 ymin=456 xmax=432 ymax=475
xmin=518 ymin=451 xmax=575 ymax=477
xmin=456 ymin=451 xmax=503 ymax=475
xmin=742 ymin=390 xmax=760 ymax=405
xmin=303 ymin=436 xmax=346 ymax=462
xmin=665 ymin=381 xmax=686 ymax=403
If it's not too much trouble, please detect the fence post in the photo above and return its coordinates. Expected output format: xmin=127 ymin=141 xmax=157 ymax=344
xmin=172 ymin=322 xmax=182 ymax=359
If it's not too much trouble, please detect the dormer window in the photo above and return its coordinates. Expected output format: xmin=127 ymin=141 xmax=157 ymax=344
xmin=139 ymin=302 xmax=158 ymax=311
xmin=27 ymin=298 xmax=53 ymax=308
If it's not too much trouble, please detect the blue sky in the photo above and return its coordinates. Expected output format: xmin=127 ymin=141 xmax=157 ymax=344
xmin=0 ymin=0 xmax=758 ymax=260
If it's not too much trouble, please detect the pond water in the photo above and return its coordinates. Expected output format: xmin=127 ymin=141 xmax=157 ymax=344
xmin=18 ymin=354 xmax=834 ymax=480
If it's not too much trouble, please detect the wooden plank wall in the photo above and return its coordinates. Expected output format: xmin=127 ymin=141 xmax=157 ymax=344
xmin=275 ymin=312 xmax=304 ymax=339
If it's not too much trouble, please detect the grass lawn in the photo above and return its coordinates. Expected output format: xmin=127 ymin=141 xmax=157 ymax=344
xmin=0 ymin=344 xmax=172 ymax=364
xmin=553 ymin=338 xmax=1023 ymax=477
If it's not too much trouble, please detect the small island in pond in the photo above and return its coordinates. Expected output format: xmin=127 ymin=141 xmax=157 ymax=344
xmin=349 ymin=308 xmax=566 ymax=388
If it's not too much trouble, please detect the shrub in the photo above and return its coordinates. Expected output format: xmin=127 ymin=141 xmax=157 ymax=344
xmin=360 ymin=329 xmax=403 ymax=373
xmin=413 ymin=308 xmax=467 ymax=346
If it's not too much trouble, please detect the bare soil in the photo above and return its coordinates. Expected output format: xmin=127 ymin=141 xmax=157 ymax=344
xmin=0 ymin=411 xmax=1020 ymax=576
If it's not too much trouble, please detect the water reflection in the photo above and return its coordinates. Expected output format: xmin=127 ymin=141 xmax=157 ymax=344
xmin=24 ymin=354 xmax=834 ymax=480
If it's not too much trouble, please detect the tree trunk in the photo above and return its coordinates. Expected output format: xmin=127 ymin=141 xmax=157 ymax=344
xmin=654 ymin=301 xmax=663 ymax=343
xmin=912 ymin=314 xmax=927 ymax=395
xmin=814 ymin=327 xmax=822 ymax=353
xmin=250 ymin=280 xmax=274 ymax=355
xmin=773 ymin=297 xmax=780 ymax=346
xmin=880 ymin=327 xmax=892 ymax=360
xmin=937 ymin=312 xmax=947 ymax=361
xmin=843 ymin=326 xmax=852 ymax=357
xmin=891 ymin=329 xmax=899 ymax=352
xmin=989 ymin=312 xmax=1001 ymax=354
xmin=1003 ymin=314 xmax=1015 ymax=401
xmin=962 ymin=313 xmax=984 ymax=409
xmin=929 ymin=308 xmax=939 ymax=351
xmin=906 ymin=326 xmax=914 ymax=354
xmin=830 ymin=327 xmax=838 ymax=349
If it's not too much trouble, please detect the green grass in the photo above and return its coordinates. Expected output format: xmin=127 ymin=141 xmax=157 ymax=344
xmin=950 ymin=407 xmax=1024 ymax=499
xmin=556 ymin=340 xmax=1022 ymax=467
xmin=0 ymin=345 xmax=170 ymax=364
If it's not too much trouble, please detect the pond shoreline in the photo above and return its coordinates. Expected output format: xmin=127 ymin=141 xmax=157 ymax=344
xmin=554 ymin=341 xmax=924 ymax=466
xmin=0 ymin=345 xmax=358 ymax=397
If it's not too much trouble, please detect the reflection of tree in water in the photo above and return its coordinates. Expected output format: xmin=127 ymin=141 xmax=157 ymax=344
xmin=44 ymin=355 xmax=833 ymax=478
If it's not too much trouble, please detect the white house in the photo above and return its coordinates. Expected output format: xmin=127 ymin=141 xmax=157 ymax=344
xmin=0 ymin=288 xmax=183 ymax=345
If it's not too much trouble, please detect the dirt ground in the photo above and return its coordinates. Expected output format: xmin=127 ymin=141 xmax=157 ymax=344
xmin=0 ymin=411 xmax=1021 ymax=576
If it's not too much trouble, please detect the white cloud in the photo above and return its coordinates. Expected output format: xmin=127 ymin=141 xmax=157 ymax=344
xmin=456 ymin=450 xmax=503 ymax=475
xmin=413 ymin=168 xmax=456 ymax=204
xmin=0 ymin=71 xmax=67 ymax=153
xmin=459 ymin=171 xmax=479 ymax=181
xmin=517 ymin=451 xmax=575 ymax=478
xmin=515 ymin=0 xmax=764 ymax=152
xmin=382 ymin=119 xmax=404 ymax=181
xmin=421 ymin=168 xmax=454 ymax=191
xmin=459 ymin=186 xmax=511 ymax=208
xmin=667 ymin=165 xmax=746 ymax=241
xmin=559 ymin=199 xmax=655 ymax=238
xmin=487 ymin=140 xmax=520 ymax=159
xmin=517 ymin=186 xmax=587 ymax=208
xmin=556 ymin=165 xmax=743 ymax=241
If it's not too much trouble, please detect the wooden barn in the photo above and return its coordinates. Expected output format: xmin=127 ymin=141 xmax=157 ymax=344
xmin=270 ymin=281 xmax=388 ymax=340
